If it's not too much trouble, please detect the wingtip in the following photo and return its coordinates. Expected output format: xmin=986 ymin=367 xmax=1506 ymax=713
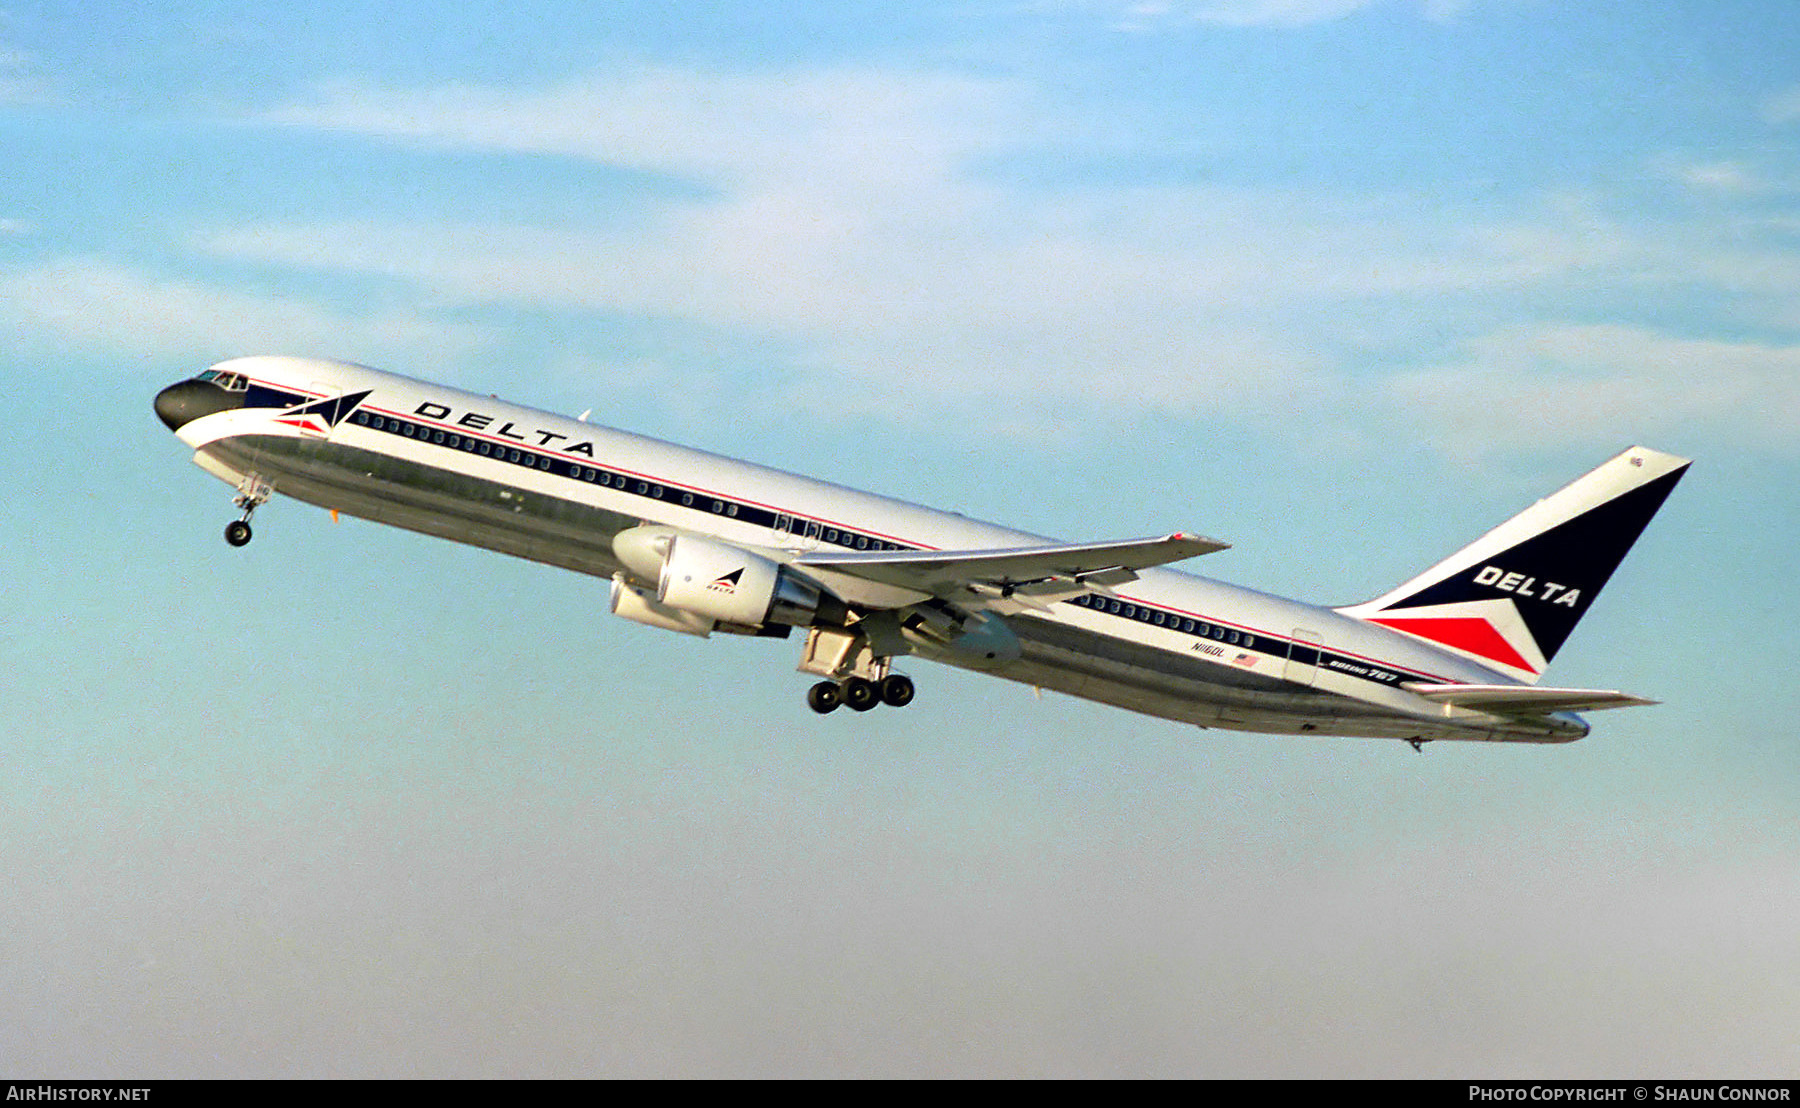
xmin=1171 ymin=531 xmax=1231 ymax=553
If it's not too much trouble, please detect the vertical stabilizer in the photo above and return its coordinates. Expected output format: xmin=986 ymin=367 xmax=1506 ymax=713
xmin=1337 ymin=447 xmax=1689 ymax=682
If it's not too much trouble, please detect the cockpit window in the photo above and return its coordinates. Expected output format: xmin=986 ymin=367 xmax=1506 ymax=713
xmin=196 ymin=369 xmax=248 ymax=391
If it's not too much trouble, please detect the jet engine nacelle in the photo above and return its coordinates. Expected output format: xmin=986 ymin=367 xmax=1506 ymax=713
xmin=610 ymin=574 xmax=715 ymax=638
xmin=657 ymin=535 xmax=831 ymax=630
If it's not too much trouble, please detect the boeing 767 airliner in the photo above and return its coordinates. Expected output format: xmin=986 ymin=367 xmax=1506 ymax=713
xmin=155 ymin=356 xmax=1687 ymax=746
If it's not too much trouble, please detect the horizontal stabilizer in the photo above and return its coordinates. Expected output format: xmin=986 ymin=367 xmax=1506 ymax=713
xmin=1403 ymin=682 xmax=1658 ymax=715
xmin=797 ymin=532 xmax=1227 ymax=602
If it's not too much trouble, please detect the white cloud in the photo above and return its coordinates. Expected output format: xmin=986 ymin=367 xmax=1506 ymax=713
xmin=1103 ymin=0 xmax=1472 ymax=31
xmin=236 ymin=66 xmax=1800 ymax=456
xmin=1762 ymin=84 xmax=1800 ymax=125
xmin=0 ymin=43 xmax=56 ymax=104
xmin=261 ymin=67 xmax=1031 ymax=199
xmin=1672 ymin=161 xmax=1768 ymax=195
xmin=189 ymin=183 xmax=1643 ymax=439
xmin=1383 ymin=324 xmax=1800 ymax=458
xmin=1178 ymin=0 xmax=1379 ymax=26
xmin=0 ymin=257 xmax=493 ymax=366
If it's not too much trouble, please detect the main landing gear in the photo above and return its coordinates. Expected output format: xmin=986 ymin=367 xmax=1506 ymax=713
xmin=224 ymin=473 xmax=272 ymax=548
xmin=797 ymin=626 xmax=915 ymax=716
xmin=806 ymin=674 xmax=916 ymax=715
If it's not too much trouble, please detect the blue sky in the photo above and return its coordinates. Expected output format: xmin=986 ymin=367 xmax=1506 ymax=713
xmin=4 ymin=0 xmax=1798 ymax=1077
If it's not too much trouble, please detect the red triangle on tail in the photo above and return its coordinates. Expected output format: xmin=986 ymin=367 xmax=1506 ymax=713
xmin=1368 ymin=615 xmax=1537 ymax=674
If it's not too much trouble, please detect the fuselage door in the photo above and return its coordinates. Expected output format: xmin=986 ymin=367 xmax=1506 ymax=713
xmin=1284 ymin=629 xmax=1323 ymax=688
xmin=772 ymin=512 xmax=820 ymax=552
xmin=308 ymin=378 xmax=345 ymax=438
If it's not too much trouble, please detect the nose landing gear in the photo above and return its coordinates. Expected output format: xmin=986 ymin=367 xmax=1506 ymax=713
xmin=224 ymin=473 xmax=272 ymax=548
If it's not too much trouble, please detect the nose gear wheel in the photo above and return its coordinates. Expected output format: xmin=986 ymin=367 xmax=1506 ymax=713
xmin=223 ymin=473 xmax=273 ymax=548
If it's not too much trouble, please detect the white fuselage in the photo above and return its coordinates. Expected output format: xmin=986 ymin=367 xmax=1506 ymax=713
xmin=167 ymin=356 xmax=1580 ymax=743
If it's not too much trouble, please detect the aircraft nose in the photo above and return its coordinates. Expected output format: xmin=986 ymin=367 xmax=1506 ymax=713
xmin=154 ymin=379 xmax=243 ymax=431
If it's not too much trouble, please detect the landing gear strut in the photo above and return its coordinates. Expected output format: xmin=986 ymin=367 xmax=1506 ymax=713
xmin=225 ymin=473 xmax=272 ymax=548
xmin=806 ymin=673 xmax=918 ymax=715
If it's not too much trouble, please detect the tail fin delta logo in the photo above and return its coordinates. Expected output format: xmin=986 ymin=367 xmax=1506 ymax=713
xmin=1337 ymin=447 xmax=1690 ymax=682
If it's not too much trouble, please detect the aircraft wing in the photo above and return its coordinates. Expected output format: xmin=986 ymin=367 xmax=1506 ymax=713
xmin=796 ymin=532 xmax=1227 ymax=611
xmin=1403 ymin=683 xmax=1659 ymax=715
